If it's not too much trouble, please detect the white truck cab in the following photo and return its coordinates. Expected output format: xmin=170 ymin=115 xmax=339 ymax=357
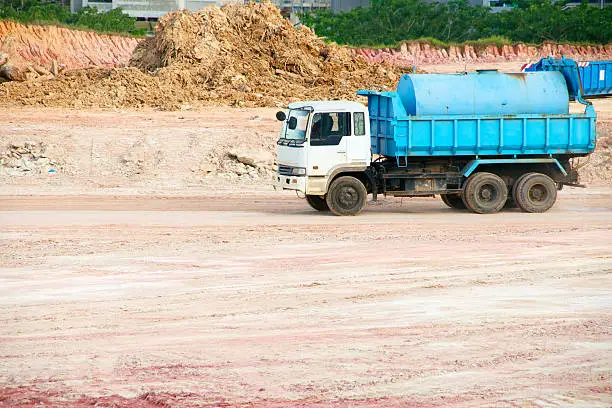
xmin=275 ymin=101 xmax=372 ymax=212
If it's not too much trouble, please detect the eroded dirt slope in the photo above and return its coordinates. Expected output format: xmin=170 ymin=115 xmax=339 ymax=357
xmin=0 ymin=20 xmax=138 ymax=81
xmin=354 ymin=42 xmax=612 ymax=66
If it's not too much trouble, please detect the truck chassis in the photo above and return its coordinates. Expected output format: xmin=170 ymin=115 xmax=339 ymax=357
xmin=314 ymin=155 xmax=581 ymax=215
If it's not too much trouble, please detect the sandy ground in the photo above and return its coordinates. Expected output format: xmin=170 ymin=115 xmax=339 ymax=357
xmin=0 ymin=95 xmax=611 ymax=406
xmin=0 ymin=191 xmax=611 ymax=407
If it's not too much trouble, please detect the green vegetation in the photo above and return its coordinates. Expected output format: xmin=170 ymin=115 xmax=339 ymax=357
xmin=0 ymin=0 xmax=144 ymax=35
xmin=301 ymin=0 xmax=612 ymax=46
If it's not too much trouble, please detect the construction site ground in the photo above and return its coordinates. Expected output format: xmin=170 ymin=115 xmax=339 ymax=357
xmin=1 ymin=96 xmax=611 ymax=407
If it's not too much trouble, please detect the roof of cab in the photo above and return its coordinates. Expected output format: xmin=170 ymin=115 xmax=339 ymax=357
xmin=287 ymin=100 xmax=366 ymax=112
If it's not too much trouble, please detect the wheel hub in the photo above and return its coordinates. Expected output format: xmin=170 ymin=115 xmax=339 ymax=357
xmin=338 ymin=186 xmax=358 ymax=208
xmin=478 ymin=184 xmax=495 ymax=202
xmin=529 ymin=184 xmax=546 ymax=201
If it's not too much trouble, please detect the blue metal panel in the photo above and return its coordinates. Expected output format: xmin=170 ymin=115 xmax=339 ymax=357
xmin=579 ymin=61 xmax=612 ymax=97
xmin=461 ymin=158 xmax=568 ymax=178
xmin=357 ymin=90 xmax=597 ymax=160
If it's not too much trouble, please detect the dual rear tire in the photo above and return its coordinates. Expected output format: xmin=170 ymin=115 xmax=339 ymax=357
xmin=512 ymin=172 xmax=557 ymax=213
xmin=457 ymin=171 xmax=557 ymax=214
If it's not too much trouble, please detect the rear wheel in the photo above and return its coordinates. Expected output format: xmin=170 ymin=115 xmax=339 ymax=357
xmin=326 ymin=176 xmax=367 ymax=216
xmin=504 ymin=197 xmax=517 ymax=209
xmin=513 ymin=173 xmax=557 ymax=213
xmin=306 ymin=195 xmax=329 ymax=212
xmin=461 ymin=172 xmax=507 ymax=214
xmin=440 ymin=193 xmax=466 ymax=210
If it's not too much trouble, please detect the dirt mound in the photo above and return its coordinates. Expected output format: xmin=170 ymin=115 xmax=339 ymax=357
xmin=0 ymin=20 xmax=138 ymax=81
xmin=354 ymin=42 xmax=612 ymax=66
xmin=0 ymin=2 xmax=402 ymax=109
xmin=579 ymin=124 xmax=612 ymax=185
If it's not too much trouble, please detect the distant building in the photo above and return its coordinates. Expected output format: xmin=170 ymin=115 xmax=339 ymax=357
xmin=69 ymin=0 xmax=332 ymax=19
xmin=67 ymin=0 xmax=612 ymax=20
xmin=330 ymin=0 xmax=367 ymax=13
xmin=71 ymin=0 xmax=223 ymax=18
xmin=561 ymin=0 xmax=612 ymax=8
xmin=269 ymin=0 xmax=331 ymax=15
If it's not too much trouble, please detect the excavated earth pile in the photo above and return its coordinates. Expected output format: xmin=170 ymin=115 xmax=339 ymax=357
xmin=0 ymin=20 xmax=138 ymax=82
xmin=0 ymin=2 xmax=402 ymax=109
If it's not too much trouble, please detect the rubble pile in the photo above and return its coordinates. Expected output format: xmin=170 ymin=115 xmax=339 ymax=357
xmin=0 ymin=1 xmax=402 ymax=109
xmin=199 ymin=128 xmax=277 ymax=181
xmin=0 ymin=142 xmax=57 ymax=176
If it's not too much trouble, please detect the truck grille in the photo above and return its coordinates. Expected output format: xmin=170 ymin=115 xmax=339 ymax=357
xmin=278 ymin=165 xmax=294 ymax=176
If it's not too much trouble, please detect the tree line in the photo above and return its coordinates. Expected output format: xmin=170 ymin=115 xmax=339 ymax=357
xmin=300 ymin=0 xmax=612 ymax=46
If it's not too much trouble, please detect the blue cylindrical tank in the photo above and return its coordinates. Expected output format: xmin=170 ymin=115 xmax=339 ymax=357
xmin=397 ymin=70 xmax=569 ymax=116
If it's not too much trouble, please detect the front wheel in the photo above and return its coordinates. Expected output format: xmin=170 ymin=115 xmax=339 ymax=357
xmin=461 ymin=172 xmax=508 ymax=214
xmin=306 ymin=195 xmax=329 ymax=212
xmin=326 ymin=176 xmax=367 ymax=216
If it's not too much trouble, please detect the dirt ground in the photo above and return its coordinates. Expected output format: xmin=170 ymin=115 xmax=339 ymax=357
xmin=1 ymin=190 xmax=611 ymax=407
xmin=0 ymin=97 xmax=611 ymax=407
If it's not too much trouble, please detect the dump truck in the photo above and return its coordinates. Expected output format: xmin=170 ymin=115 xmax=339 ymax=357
xmin=274 ymin=58 xmax=597 ymax=216
xmin=522 ymin=57 xmax=612 ymax=98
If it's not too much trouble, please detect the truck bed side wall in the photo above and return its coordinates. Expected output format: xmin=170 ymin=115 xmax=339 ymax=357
xmin=361 ymin=91 xmax=597 ymax=161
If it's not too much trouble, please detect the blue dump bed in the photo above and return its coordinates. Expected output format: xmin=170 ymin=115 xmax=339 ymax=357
xmin=358 ymin=90 xmax=596 ymax=159
xmin=524 ymin=58 xmax=612 ymax=97
xmin=358 ymin=62 xmax=597 ymax=160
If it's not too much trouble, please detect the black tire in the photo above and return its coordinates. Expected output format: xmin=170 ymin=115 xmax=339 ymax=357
xmin=513 ymin=172 xmax=557 ymax=213
xmin=511 ymin=173 xmax=529 ymax=206
xmin=306 ymin=195 xmax=329 ymax=212
xmin=440 ymin=193 xmax=467 ymax=210
xmin=325 ymin=176 xmax=367 ymax=216
xmin=504 ymin=196 xmax=518 ymax=209
xmin=461 ymin=172 xmax=508 ymax=214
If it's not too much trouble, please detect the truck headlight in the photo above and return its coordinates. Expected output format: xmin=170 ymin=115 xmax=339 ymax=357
xmin=291 ymin=167 xmax=306 ymax=176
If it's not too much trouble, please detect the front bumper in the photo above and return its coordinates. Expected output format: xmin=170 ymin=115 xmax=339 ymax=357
xmin=274 ymin=174 xmax=306 ymax=193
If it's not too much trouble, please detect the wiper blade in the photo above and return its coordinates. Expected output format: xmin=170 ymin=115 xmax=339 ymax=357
xmin=278 ymin=138 xmax=305 ymax=147
xmin=287 ymin=139 xmax=305 ymax=147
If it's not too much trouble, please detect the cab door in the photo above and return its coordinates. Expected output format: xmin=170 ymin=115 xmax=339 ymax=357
xmin=307 ymin=112 xmax=350 ymax=176
xmin=345 ymin=111 xmax=371 ymax=165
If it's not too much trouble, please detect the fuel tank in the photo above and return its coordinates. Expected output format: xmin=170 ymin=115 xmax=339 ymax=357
xmin=396 ymin=70 xmax=569 ymax=116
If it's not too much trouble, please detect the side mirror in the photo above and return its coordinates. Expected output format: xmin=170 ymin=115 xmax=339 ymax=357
xmin=276 ymin=111 xmax=286 ymax=121
xmin=288 ymin=116 xmax=298 ymax=130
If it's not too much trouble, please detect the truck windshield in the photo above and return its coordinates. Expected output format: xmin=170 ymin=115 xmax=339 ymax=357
xmin=279 ymin=109 xmax=310 ymax=145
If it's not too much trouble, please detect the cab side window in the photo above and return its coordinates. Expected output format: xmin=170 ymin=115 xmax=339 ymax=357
xmin=354 ymin=112 xmax=366 ymax=136
xmin=310 ymin=112 xmax=351 ymax=146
